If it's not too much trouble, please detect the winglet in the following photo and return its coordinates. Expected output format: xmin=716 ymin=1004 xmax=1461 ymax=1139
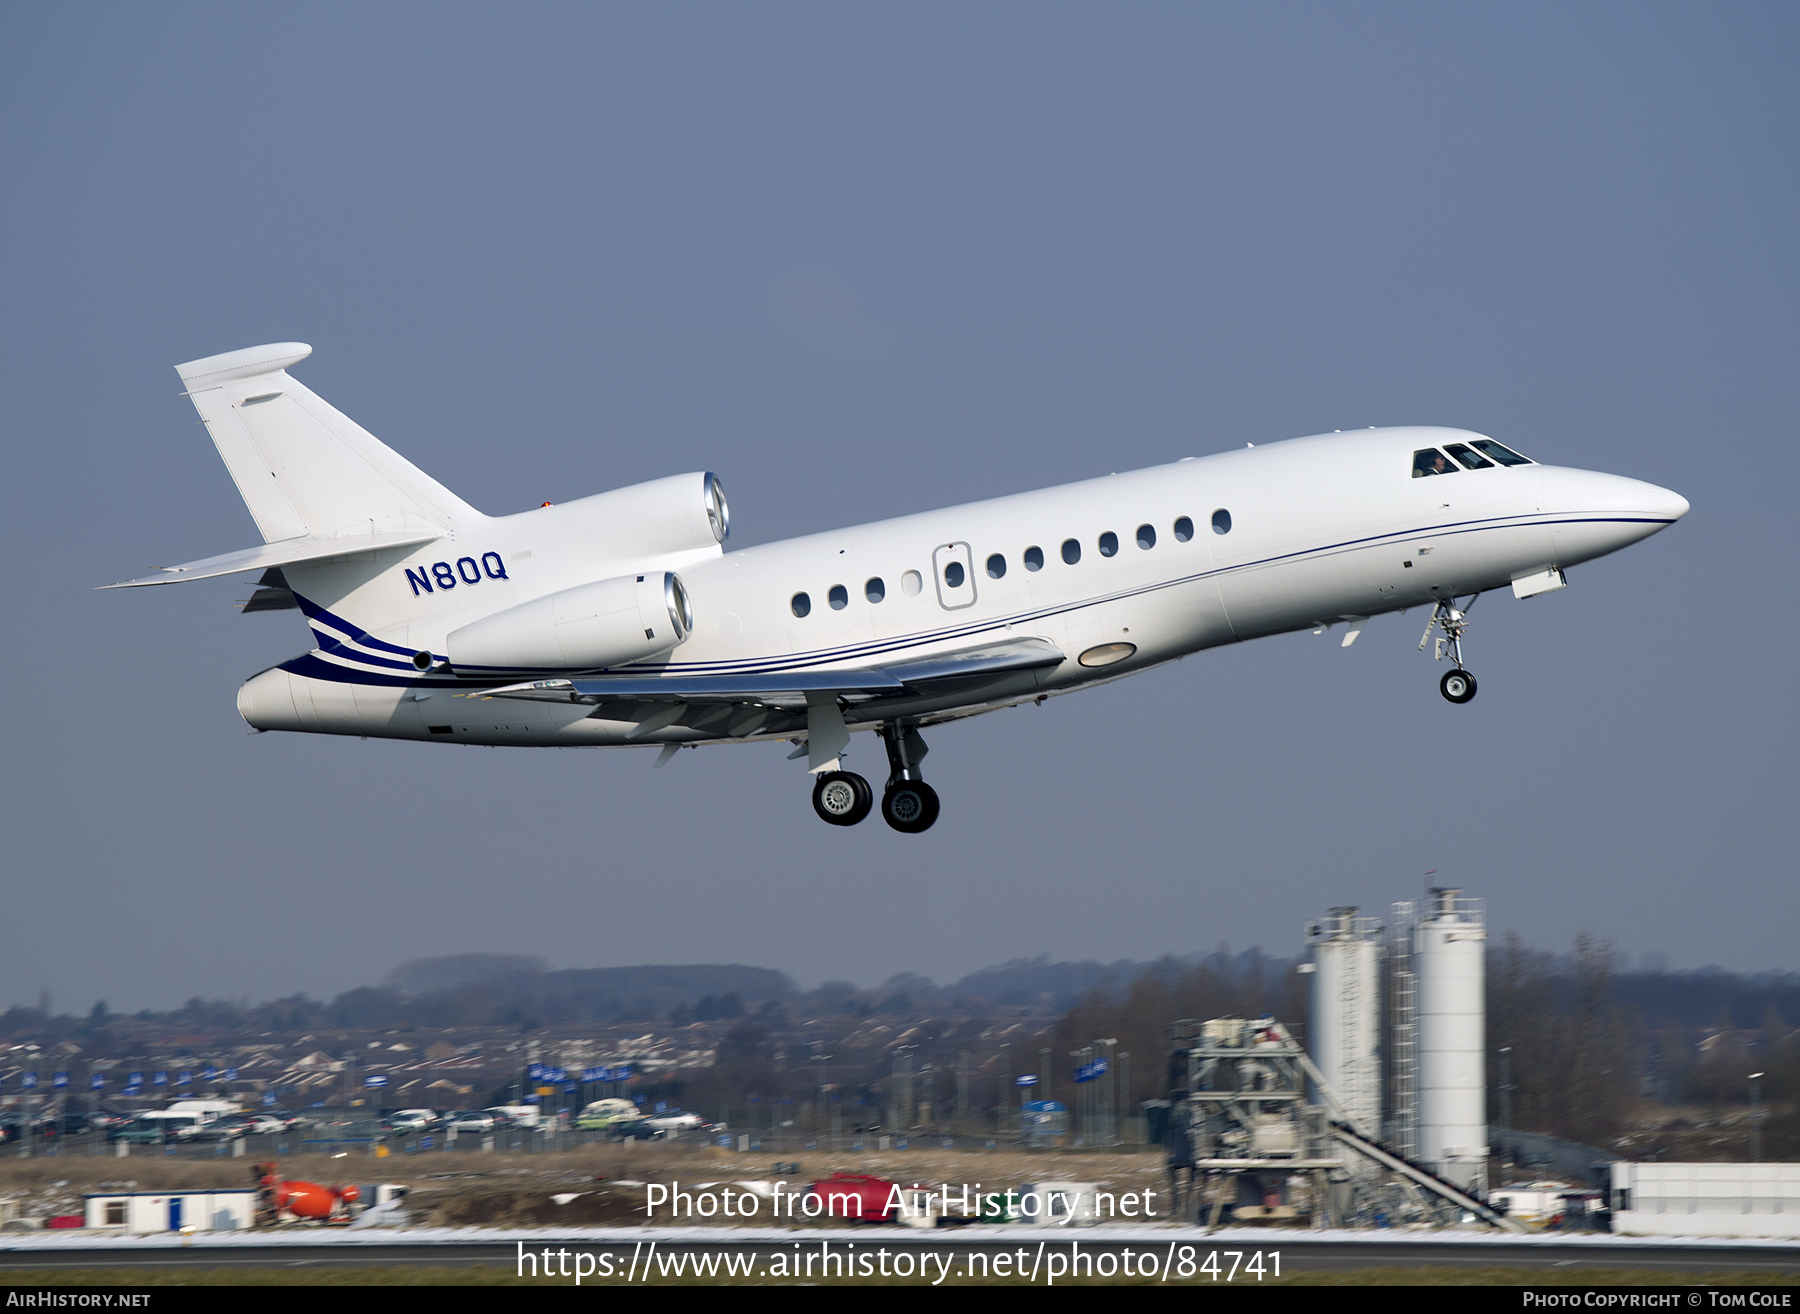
xmin=176 ymin=343 xmax=313 ymax=390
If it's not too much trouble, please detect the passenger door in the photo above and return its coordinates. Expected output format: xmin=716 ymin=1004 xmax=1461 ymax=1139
xmin=932 ymin=542 xmax=977 ymax=610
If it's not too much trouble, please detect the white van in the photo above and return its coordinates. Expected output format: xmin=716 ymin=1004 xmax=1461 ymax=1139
xmin=487 ymin=1104 xmax=542 ymax=1128
xmin=165 ymin=1100 xmax=241 ymax=1124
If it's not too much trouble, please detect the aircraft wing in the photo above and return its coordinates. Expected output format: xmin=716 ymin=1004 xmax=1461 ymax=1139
xmin=99 ymin=530 xmax=446 ymax=588
xmin=472 ymin=636 xmax=1065 ymax=708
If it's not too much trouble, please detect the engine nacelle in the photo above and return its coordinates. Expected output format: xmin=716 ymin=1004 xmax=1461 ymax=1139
xmin=524 ymin=471 xmax=729 ymax=564
xmin=447 ymin=571 xmax=693 ymax=671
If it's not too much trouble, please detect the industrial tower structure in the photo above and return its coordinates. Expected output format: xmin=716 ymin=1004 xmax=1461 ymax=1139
xmin=1411 ymin=888 xmax=1489 ymax=1194
xmin=1302 ymin=907 xmax=1384 ymax=1138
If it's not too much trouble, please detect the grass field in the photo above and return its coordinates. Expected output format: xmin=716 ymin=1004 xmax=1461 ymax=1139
xmin=0 ymin=1144 xmax=1174 ymax=1228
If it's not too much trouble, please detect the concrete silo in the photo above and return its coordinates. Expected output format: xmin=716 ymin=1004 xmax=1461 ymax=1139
xmin=1413 ymin=888 xmax=1488 ymax=1193
xmin=1303 ymin=907 xmax=1383 ymax=1137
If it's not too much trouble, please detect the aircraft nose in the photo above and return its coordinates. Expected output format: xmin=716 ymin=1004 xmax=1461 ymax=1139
xmin=1646 ymin=484 xmax=1690 ymax=522
xmin=1539 ymin=466 xmax=1689 ymax=567
xmin=1544 ymin=466 xmax=1689 ymax=525
xmin=1603 ymin=472 xmax=1688 ymax=523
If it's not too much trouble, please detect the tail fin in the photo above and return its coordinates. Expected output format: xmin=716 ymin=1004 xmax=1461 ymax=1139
xmin=176 ymin=343 xmax=480 ymax=542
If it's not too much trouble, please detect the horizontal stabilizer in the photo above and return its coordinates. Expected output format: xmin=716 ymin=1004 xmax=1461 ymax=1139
xmin=473 ymin=636 xmax=1065 ymax=709
xmin=100 ymin=530 xmax=444 ymax=589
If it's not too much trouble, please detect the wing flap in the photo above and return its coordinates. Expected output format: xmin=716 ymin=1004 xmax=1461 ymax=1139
xmin=877 ymin=636 xmax=1064 ymax=683
xmin=471 ymin=636 xmax=1066 ymax=707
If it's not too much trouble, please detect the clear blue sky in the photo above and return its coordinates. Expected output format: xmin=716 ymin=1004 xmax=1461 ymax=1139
xmin=2 ymin=3 xmax=1794 ymax=1010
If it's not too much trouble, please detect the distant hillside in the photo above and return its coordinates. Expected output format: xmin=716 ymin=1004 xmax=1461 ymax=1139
xmin=950 ymin=949 xmax=1294 ymax=1010
xmin=951 ymin=956 xmax=1151 ymax=1008
xmin=312 ymin=960 xmax=797 ymax=1028
xmin=1613 ymin=968 xmax=1800 ymax=1029
xmin=533 ymin=965 xmax=795 ymax=1018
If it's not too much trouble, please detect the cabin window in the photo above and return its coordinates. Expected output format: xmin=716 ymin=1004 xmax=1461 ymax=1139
xmin=828 ymin=584 xmax=849 ymax=610
xmin=1469 ymin=438 xmax=1533 ymax=466
xmin=1412 ymin=448 xmax=1458 ymax=478
xmin=105 ymin=1201 xmax=126 ymax=1225
xmin=1173 ymin=516 xmax=1194 ymax=542
xmin=1098 ymin=531 xmax=1118 ymax=557
xmin=943 ymin=561 xmax=965 ymax=588
xmin=986 ymin=553 xmax=1006 ymax=579
xmin=901 ymin=570 xmax=923 ymax=596
xmin=1136 ymin=524 xmax=1156 ymax=549
xmin=865 ymin=577 xmax=885 ymax=603
xmin=1023 ymin=546 xmax=1044 ymax=571
xmin=791 ymin=592 xmax=811 ymax=618
xmin=1444 ymin=443 xmax=1493 ymax=471
xmin=1061 ymin=538 xmax=1081 ymax=565
xmin=1212 ymin=508 xmax=1232 ymax=535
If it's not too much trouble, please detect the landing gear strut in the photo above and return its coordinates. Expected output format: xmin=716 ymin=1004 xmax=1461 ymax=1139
xmin=1420 ymin=597 xmax=1478 ymax=704
xmin=876 ymin=723 xmax=940 ymax=833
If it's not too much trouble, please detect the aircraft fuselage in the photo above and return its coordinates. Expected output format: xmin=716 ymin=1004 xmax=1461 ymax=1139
xmin=235 ymin=425 xmax=1685 ymax=749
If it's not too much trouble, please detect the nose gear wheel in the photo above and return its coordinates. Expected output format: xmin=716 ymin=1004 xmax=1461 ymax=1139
xmin=1439 ymin=668 xmax=1477 ymax=704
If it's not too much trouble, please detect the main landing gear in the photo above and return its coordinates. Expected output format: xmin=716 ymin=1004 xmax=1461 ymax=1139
xmin=807 ymin=724 xmax=940 ymax=833
xmin=1420 ymin=598 xmax=1478 ymax=704
xmin=877 ymin=723 xmax=940 ymax=833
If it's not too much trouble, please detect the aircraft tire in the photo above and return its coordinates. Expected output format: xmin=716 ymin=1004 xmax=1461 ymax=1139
xmin=881 ymin=780 xmax=940 ymax=833
xmin=1439 ymin=668 xmax=1478 ymax=704
xmin=813 ymin=771 xmax=873 ymax=826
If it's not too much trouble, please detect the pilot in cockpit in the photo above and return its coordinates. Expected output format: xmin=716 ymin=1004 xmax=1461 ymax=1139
xmin=1412 ymin=448 xmax=1454 ymax=478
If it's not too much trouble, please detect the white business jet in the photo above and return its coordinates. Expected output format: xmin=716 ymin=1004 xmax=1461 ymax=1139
xmin=108 ymin=343 xmax=1688 ymax=833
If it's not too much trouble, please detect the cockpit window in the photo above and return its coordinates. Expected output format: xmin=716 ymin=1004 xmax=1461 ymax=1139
xmin=1444 ymin=442 xmax=1494 ymax=470
xmin=1412 ymin=448 xmax=1458 ymax=478
xmin=1468 ymin=438 xmax=1533 ymax=467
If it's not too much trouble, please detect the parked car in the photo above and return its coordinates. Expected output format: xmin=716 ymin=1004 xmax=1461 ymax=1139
xmin=379 ymin=1109 xmax=436 ymax=1135
xmin=642 ymin=1111 xmax=707 ymax=1133
xmin=237 ymin=1114 xmax=286 ymax=1136
xmin=610 ymin=1119 xmax=666 ymax=1141
xmin=447 ymin=1111 xmax=498 ymax=1134
xmin=108 ymin=1120 xmax=173 ymax=1145
xmin=176 ymin=1120 xmax=245 ymax=1142
xmin=574 ymin=1098 xmax=640 ymax=1131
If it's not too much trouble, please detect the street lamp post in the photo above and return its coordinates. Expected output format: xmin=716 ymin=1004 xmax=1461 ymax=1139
xmin=1498 ymin=1046 xmax=1514 ymax=1177
xmin=1121 ymin=1052 xmax=1133 ymax=1146
xmin=1749 ymin=1073 xmax=1765 ymax=1163
xmin=811 ymin=1045 xmax=831 ymax=1145
xmin=1100 ymin=1039 xmax=1117 ymax=1145
xmin=999 ymin=1043 xmax=1010 ymax=1139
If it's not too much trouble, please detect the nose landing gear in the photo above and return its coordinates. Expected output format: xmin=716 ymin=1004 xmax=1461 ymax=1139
xmin=1420 ymin=597 xmax=1478 ymax=704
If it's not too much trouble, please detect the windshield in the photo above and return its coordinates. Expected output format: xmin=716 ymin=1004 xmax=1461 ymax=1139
xmin=1468 ymin=438 xmax=1533 ymax=466
xmin=1444 ymin=442 xmax=1494 ymax=470
xmin=1412 ymin=448 xmax=1458 ymax=478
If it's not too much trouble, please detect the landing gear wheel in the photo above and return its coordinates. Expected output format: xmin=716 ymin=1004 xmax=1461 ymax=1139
xmin=1439 ymin=668 xmax=1477 ymax=704
xmin=880 ymin=780 xmax=941 ymax=834
xmin=812 ymin=771 xmax=873 ymax=826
